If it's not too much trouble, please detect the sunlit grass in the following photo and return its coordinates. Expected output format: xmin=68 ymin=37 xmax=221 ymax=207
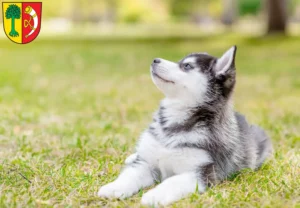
xmin=0 ymin=35 xmax=299 ymax=207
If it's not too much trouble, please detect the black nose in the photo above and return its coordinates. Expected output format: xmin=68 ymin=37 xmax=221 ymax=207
xmin=153 ymin=58 xmax=161 ymax=64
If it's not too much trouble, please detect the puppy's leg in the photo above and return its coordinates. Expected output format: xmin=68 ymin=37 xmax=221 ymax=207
xmin=98 ymin=160 xmax=154 ymax=199
xmin=141 ymin=172 xmax=205 ymax=206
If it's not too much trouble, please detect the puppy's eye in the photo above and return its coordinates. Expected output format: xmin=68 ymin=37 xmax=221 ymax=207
xmin=184 ymin=63 xmax=193 ymax=70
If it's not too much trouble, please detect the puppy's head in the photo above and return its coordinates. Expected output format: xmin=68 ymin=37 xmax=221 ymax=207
xmin=150 ymin=46 xmax=237 ymax=104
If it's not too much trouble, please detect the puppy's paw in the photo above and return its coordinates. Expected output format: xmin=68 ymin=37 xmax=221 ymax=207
xmin=98 ymin=182 xmax=136 ymax=199
xmin=141 ymin=188 xmax=173 ymax=207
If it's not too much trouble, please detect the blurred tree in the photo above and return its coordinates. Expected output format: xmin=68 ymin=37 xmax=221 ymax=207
xmin=71 ymin=0 xmax=82 ymax=23
xmin=221 ymin=0 xmax=237 ymax=25
xmin=170 ymin=0 xmax=222 ymax=24
xmin=208 ymin=1 xmax=222 ymax=19
xmin=117 ymin=0 xmax=168 ymax=23
xmin=104 ymin=0 xmax=117 ymax=22
xmin=43 ymin=0 xmax=72 ymax=19
xmin=238 ymin=0 xmax=261 ymax=15
xmin=291 ymin=0 xmax=300 ymax=21
xmin=266 ymin=0 xmax=287 ymax=34
xmin=71 ymin=0 xmax=115 ymax=23
xmin=170 ymin=0 xmax=202 ymax=21
xmin=170 ymin=0 xmax=193 ymax=21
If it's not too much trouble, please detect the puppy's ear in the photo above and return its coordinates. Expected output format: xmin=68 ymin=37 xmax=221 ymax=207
xmin=214 ymin=46 xmax=237 ymax=78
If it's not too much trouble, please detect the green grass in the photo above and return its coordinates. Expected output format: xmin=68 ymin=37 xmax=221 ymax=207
xmin=0 ymin=35 xmax=299 ymax=207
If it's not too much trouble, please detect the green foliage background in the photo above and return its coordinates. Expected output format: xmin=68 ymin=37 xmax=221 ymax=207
xmin=1 ymin=0 xmax=299 ymax=23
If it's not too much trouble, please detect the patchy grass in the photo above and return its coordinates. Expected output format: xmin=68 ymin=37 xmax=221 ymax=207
xmin=0 ymin=35 xmax=299 ymax=207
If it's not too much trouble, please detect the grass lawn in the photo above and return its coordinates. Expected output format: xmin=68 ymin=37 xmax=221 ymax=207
xmin=0 ymin=35 xmax=299 ymax=207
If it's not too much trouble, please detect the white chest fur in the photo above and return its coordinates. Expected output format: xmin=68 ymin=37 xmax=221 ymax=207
xmin=136 ymin=131 xmax=212 ymax=180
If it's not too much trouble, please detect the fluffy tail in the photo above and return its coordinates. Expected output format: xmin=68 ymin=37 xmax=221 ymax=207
xmin=250 ymin=125 xmax=273 ymax=168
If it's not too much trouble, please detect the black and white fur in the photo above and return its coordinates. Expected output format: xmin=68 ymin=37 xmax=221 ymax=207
xmin=98 ymin=46 xmax=273 ymax=206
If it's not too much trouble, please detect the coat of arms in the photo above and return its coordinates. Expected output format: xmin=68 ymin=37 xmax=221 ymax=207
xmin=2 ymin=2 xmax=42 ymax=44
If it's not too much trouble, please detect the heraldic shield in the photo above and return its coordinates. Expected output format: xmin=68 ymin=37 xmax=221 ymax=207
xmin=2 ymin=2 xmax=42 ymax=44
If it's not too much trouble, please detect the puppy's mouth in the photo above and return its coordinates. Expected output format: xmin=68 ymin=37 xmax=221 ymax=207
xmin=152 ymin=71 xmax=174 ymax=84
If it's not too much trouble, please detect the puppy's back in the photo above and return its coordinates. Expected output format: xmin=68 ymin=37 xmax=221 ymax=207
xmin=235 ymin=112 xmax=272 ymax=169
xmin=250 ymin=125 xmax=273 ymax=168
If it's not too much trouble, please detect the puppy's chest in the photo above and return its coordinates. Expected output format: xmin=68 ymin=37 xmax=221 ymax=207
xmin=137 ymin=132 xmax=211 ymax=180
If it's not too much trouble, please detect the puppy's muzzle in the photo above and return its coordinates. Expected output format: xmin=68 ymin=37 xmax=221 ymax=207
xmin=151 ymin=58 xmax=161 ymax=72
xmin=153 ymin=58 xmax=161 ymax=64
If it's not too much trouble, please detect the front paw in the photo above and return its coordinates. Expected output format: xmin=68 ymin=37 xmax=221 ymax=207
xmin=98 ymin=182 xmax=136 ymax=199
xmin=141 ymin=188 xmax=172 ymax=207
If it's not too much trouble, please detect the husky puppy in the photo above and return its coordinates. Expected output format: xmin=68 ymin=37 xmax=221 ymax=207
xmin=98 ymin=46 xmax=272 ymax=206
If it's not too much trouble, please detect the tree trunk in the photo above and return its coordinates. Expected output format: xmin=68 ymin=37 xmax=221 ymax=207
xmin=72 ymin=0 xmax=82 ymax=23
xmin=12 ymin=18 xmax=15 ymax=31
xmin=104 ymin=0 xmax=116 ymax=23
xmin=221 ymin=0 xmax=237 ymax=26
xmin=9 ymin=17 xmax=19 ymax=37
xmin=267 ymin=0 xmax=287 ymax=34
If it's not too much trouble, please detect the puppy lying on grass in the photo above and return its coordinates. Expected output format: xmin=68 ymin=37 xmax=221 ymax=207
xmin=98 ymin=46 xmax=272 ymax=206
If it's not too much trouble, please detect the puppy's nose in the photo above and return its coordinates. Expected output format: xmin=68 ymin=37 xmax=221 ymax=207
xmin=153 ymin=58 xmax=161 ymax=64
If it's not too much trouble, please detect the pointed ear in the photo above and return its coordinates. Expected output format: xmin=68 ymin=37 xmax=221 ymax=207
xmin=215 ymin=46 xmax=237 ymax=77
